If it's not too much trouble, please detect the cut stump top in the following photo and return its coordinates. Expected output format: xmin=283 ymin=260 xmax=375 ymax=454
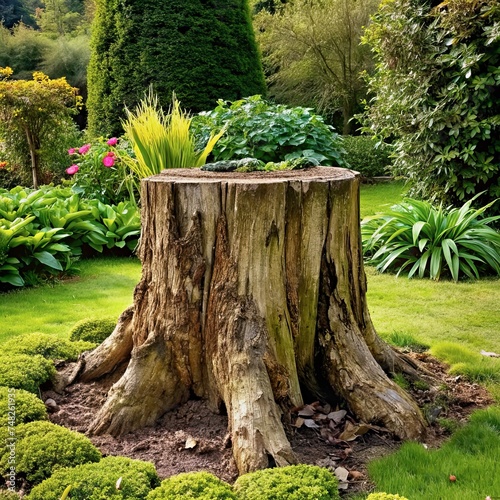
xmin=146 ymin=166 xmax=358 ymax=184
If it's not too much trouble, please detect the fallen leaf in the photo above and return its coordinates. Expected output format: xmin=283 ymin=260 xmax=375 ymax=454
xmin=116 ymin=477 xmax=122 ymax=490
xmin=185 ymin=436 xmax=197 ymax=449
xmin=298 ymin=405 xmax=316 ymax=417
xmin=294 ymin=417 xmax=305 ymax=428
xmin=480 ymin=350 xmax=499 ymax=358
xmin=328 ymin=409 xmax=347 ymax=423
xmin=334 ymin=466 xmax=349 ymax=482
xmin=303 ymin=419 xmax=320 ymax=429
xmin=348 ymin=470 xmax=364 ymax=480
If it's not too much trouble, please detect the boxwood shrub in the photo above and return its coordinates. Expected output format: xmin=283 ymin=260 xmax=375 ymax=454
xmin=0 ymin=490 xmax=19 ymax=499
xmin=69 ymin=318 xmax=116 ymax=344
xmin=342 ymin=135 xmax=391 ymax=178
xmin=0 ymin=354 xmax=55 ymax=393
xmin=2 ymin=333 xmax=95 ymax=361
xmin=28 ymin=456 xmax=160 ymax=500
xmin=147 ymin=472 xmax=236 ymax=500
xmin=0 ymin=421 xmax=101 ymax=485
xmin=234 ymin=464 xmax=339 ymax=500
xmin=366 ymin=494 xmax=409 ymax=500
xmin=0 ymin=386 xmax=47 ymax=427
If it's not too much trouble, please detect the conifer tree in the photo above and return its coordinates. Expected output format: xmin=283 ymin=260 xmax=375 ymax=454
xmin=87 ymin=0 xmax=266 ymax=137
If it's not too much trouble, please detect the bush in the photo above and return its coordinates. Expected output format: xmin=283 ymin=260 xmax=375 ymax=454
xmin=147 ymin=472 xmax=236 ymax=500
xmin=0 ymin=355 xmax=55 ymax=393
xmin=87 ymin=0 xmax=265 ymax=137
xmin=0 ymin=490 xmax=20 ymax=499
xmin=2 ymin=333 xmax=95 ymax=361
xmin=28 ymin=456 xmax=160 ymax=500
xmin=366 ymin=494 xmax=409 ymax=500
xmin=0 ymin=421 xmax=101 ymax=485
xmin=70 ymin=318 xmax=116 ymax=344
xmin=191 ymin=96 xmax=346 ymax=166
xmin=234 ymin=464 xmax=339 ymax=500
xmin=362 ymin=196 xmax=500 ymax=281
xmin=0 ymin=387 xmax=47 ymax=427
xmin=342 ymin=136 xmax=391 ymax=178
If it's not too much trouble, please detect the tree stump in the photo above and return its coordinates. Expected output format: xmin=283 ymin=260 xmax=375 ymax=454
xmin=75 ymin=167 xmax=426 ymax=474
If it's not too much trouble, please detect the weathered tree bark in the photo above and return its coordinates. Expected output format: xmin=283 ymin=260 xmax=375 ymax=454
xmin=74 ymin=167 xmax=426 ymax=474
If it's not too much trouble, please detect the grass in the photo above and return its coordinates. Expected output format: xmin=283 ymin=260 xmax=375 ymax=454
xmin=359 ymin=180 xmax=407 ymax=218
xmin=0 ymin=257 xmax=141 ymax=344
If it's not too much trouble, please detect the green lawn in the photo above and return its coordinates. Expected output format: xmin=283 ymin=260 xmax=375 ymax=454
xmin=359 ymin=180 xmax=407 ymax=218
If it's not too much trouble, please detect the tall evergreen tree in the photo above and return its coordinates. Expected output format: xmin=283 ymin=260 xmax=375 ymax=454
xmin=87 ymin=0 xmax=266 ymax=137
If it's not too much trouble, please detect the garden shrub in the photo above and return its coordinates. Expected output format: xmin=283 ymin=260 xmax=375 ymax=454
xmin=234 ymin=464 xmax=339 ymax=500
xmin=87 ymin=0 xmax=265 ymax=137
xmin=27 ymin=456 xmax=160 ymax=500
xmin=0 ymin=490 xmax=19 ymax=499
xmin=0 ymin=387 xmax=47 ymax=427
xmin=0 ymin=355 xmax=55 ymax=393
xmin=70 ymin=318 xmax=116 ymax=344
xmin=191 ymin=96 xmax=347 ymax=166
xmin=342 ymin=135 xmax=391 ymax=178
xmin=0 ymin=421 xmax=101 ymax=485
xmin=362 ymin=196 xmax=500 ymax=281
xmin=147 ymin=472 xmax=236 ymax=500
xmin=366 ymin=494 xmax=409 ymax=500
xmin=2 ymin=333 xmax=95 ymax=361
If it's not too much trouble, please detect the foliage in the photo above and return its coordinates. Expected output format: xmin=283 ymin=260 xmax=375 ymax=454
xmin=87 ymin=0 xmax=266 ymax=137
xmin=201 ymin=157 xmax=315 ymax=172
xmin=0 ymin=421 xmax=101 ymax=485
xmin=0 ymin=68 xmax=82 ymax=188
xmin=362 ymin=196 xmax=500 ymax=281
xmin=361 ymin=0 xmax=500 ymax=212
xmin=367 ymin=408 xmax=500 ymax=500
xmin=342 ymin=136 xmax=392 ymax=178
xmin=254 ymin=0 xmax=377 ymax=134
xmin=234 ymin=464 xmax=339 ymax=500
xmin=27 ymin=456 xmax=160 ymax=500
xmin=0 ymin=354 xmax=55 ymax=393
xmin=66 ymin=137 xmax=138 ymax=205
xmin=0 ymin=387 xmax=47 ymax=427
xmin=0 ymin=0 xmax=37 ymax=29
xmin=366 ymin=494 xmax=409 ymax=500
xmin=0 ymin=185 xmax=140 ymax=288
xmin=192 ymin=96 xmax=346 ymax=166
xmin=121 ymin=92 xmax=224 ymax=178
xmin=2 ymin=333 xmax=95 ymax=360
xmin=0 ymin=490 xmax=20 ymax=499
xmin=69 ymin=318 xmax=116 ymax=343
xmin=147 ymin=472 xmax=236 ymax=500
xmin=36 ymin=0 xmax=86 ymax=36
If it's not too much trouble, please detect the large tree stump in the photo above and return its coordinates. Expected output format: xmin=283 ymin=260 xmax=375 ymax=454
xmin=76 ymin=167 xmax=426 ymax=474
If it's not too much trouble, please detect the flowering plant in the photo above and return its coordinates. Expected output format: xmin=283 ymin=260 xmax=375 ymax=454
xmin=65 ymin=138 xmax=138 ymax=205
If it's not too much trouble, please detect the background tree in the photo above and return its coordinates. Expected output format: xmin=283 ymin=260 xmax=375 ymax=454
xmin=0 ymin=69 xmax=81 ymax=187
xmin=87 ymin=0 xmax=266 ymax=138
xmin=0 ymin=0 xmax=38 ymax=28
xmin=255 ymin=0 xmax=378 ymax=134
xmin=361 ymin=0 xmax=500 ymax=211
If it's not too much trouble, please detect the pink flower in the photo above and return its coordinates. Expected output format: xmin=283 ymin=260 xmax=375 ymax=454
xmin=66 ymin=164 xmax=79 ymax=175
xmin=107 ymin=137 xmax=118 ymax=146
xmin=78 ymin=143 xmax=91 ymax=155
xmin=68 ymin=148 xmax=76 ymax=155
xmin=102 ymin=156 xmax=115 ymax=168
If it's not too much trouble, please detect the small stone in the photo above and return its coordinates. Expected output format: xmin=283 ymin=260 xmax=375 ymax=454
xmin=44 ymin=398 xmax=59 ymax=412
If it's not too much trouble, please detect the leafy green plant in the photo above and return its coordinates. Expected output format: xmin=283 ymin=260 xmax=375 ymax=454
xmin=234 ymin=464 xmax=339 ymax=500
xmin=27 ymin=456 xmax=160 ymax=500
xmin=2 ymin=333 xmax=95 ymax=361
xmin=147 ymin=472 xmax=236 ymax=500
xmin=69 ymin=318 xmax=116 ymax=344
xmin=0 ymin=490 xmax=20 ymax=499
xmin=366 ymin=494 xmax=409 ymax=500
xmin=191 ymin=95 xmax=346 ymax=166
xmin=342 ymin=135 xmax=392 ymax=178
xmin=121 ymin=91 xmax=224 ymax=178
xmin=362 ymin=196 xmax=500 ymax=281
xmin=0 ymin=421 xmax=101 ymax=485
xmin=0 ymin=387 xmax=48 ymax=427
xmin=0 ymin=354 xmax=55 ymax=393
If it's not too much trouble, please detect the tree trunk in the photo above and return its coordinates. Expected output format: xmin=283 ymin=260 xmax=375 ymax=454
xmin=76 ymin=167 xmax=426 ymax=474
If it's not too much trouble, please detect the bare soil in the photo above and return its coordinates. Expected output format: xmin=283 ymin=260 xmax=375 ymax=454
xmin=43 ymin=351 xmax=493 ymax=497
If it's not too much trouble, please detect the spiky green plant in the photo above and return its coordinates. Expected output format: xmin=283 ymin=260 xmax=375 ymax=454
xmin=121 ymin=91 xmax=224 ymax=178
xmin=362 ymin=196 xmax=500 ymax=281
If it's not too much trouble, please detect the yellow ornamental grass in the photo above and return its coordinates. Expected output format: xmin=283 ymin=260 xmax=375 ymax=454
xmin=122 ymin=90 xmax=224 ymax=178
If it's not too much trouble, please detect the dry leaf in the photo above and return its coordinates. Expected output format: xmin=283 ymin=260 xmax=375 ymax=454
xmin=480 ymin=350 xmax=499 ymax=358
xmin=116 ymin=477 xmax=122 ymax=490
xmin=185 ymin=436 xmax=197 ymax=449
xmin=328 ymin=409 xmax=347 ymax=423
xmin=348 ymin=470 xmax=364 ymax=480
xmin=303 ymin=419 xmax=320 ymax=429
xmin=298 ymin=405 xmax=316 ymax=417
xmin=294 ymin=417 xmax=305 ymax=428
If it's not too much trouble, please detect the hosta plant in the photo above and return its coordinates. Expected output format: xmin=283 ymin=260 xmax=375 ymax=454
xmin=362 ymin=196 xmax=500 ymax=281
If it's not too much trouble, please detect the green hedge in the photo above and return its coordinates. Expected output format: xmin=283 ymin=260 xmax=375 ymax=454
xmin=342 ymin=135 xmax=391 ymax=178
xmin=28 ymin=456 xmax=160 ymax=500
xmin=0 ymin=354 xmax=55 ymax=393
xmin=366 ymin=494 xmax=409 ymax=500
xmin=69 ymin=318 xmax=116 ymax=344
xmin=0 ymin=421 xmax=101 ymax=485
xmin=0 ymin=387 xmax=47 ymax=427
